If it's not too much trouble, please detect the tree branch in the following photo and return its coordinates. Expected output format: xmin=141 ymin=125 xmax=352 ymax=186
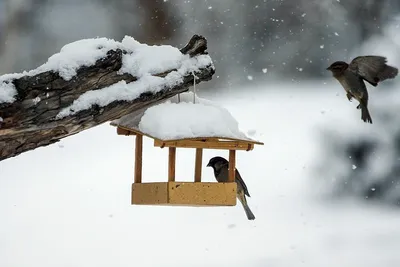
xmin=0 ymin=34 xmax=215 ymax=161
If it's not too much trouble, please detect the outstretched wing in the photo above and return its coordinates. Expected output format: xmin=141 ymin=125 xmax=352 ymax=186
xmin=235 ymin=168 xmax=251 ymax=197
xmin=349 ymin=56 xmax=398 ymax=87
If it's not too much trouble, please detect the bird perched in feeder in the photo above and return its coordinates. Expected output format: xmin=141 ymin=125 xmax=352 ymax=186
xmin=326 ymin=56 xmax=398 ymax=124
xmin=206 ymin=156 xmax=255 ymax=220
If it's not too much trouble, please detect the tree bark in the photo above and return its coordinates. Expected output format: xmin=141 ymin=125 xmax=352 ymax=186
xmin=0 ymin=35 xmax=215 ymax=161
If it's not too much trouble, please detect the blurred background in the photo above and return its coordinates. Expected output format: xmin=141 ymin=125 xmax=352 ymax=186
xmin=1 ymin=0 xmax=400 ymax=85
xmin=2 ymin=1 xmax=400 ymax=266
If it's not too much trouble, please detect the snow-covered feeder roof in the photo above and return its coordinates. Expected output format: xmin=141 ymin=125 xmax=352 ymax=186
xmin=111 ymin=92 xmax=263 ymax=148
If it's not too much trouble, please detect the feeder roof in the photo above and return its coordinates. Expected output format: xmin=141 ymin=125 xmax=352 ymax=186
xmin=111 ymin=92 xmax=263 ymax=145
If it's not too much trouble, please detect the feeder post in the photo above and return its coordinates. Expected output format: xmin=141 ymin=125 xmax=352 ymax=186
xmin=134 ymin=134 xmax=143 ymax=183
xmin=228 ymin=150 xmax=236 ymax=182
xmin=168 ymin=147 xmax=176 ymax=181
xmin=194 ymin=148 xmax=203 ymax=182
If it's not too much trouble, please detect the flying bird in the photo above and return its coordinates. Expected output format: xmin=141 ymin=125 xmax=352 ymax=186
xmin=206 ymin=156 xmax=255 ymax=220
xmin=327 ymin=56 xmax=398 ymax=124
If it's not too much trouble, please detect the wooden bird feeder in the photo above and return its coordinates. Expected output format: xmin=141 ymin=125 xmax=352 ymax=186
xmin=110 ymin=95 xmax=264 ymax=207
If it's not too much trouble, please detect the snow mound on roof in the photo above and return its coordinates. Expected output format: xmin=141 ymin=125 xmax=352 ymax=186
xmin=138 ymin=92 xmax=250 ymax=141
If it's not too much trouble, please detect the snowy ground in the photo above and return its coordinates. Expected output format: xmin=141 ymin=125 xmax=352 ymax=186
xmin=1 ymin=81 xmax=400 ymax=267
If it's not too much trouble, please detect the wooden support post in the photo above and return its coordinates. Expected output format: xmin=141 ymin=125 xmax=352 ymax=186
xmin=134 ymin=134 xmax=143 ymax=183
xmin=194 ymin=148 xmax=203 ymax=182
xmin=228 ymin=150 xmax=236 ymax=182
xmin=168 ymin=147 xmax=176 ymax=181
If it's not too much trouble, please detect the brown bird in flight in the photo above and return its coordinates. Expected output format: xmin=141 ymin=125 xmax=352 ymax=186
xmin=327 ymin=56 xmax=398 ymax=124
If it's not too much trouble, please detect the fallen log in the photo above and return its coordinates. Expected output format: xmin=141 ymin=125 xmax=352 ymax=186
xmin=0 ymin=34 xmax=215 ymax=161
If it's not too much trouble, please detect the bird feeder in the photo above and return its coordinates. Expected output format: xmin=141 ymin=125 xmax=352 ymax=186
xmin=110 ymin=93 xmax=264 ymax=207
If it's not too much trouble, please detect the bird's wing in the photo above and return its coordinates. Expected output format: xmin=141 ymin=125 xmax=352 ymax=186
xmin=235 ymin=168 xmax=251 ymax=197
xmin=349 ymin=56 xmax=398 ymax=86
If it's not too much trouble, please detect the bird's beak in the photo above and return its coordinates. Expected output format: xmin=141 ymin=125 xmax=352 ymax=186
xmin=206 ymin=163 xmax=211 ymax=167
xmin=326 ymin=66 xmax=331 ymax=71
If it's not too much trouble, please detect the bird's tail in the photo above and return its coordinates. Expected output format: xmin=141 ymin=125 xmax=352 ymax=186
xmin=237 ymin=192 xmax=255 ymax=220
xmin=361 ymin=104 xmax=373 ymax=124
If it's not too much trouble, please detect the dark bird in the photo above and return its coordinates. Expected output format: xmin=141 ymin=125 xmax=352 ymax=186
xmin=206 ymin=156 xmax=255 ymax=220
xmin=327 ymin=56 xmax=398 ymax=124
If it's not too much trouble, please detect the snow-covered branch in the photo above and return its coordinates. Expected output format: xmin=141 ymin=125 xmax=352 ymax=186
xmin=0 ymin=34 xmax=215 ymax=161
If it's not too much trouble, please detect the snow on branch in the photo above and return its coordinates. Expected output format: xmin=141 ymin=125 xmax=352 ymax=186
xmin=0 ymin=34 xmax=215 ymax=161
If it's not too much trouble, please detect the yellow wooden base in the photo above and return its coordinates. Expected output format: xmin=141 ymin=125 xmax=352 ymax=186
xmin=132 ymin=182 xmax=237 ymax=206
